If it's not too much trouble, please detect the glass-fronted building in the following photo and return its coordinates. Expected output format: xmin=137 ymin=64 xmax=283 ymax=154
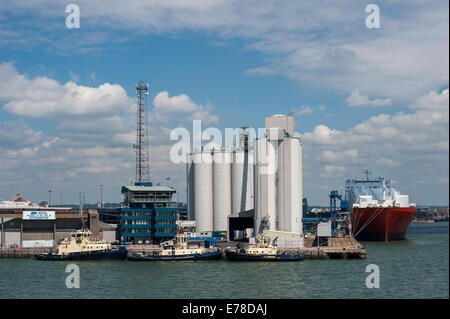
xmin=120 ymin=183 xmax=178 ymax=244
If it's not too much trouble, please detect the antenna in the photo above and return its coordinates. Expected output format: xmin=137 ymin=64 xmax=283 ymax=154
xmin=363 ymin=169 xmax=371 ymax=180
xmin=134 ymin=80 xmax=150 ymax=185
xmin=239 ymin=126 xmax=249 ymax=152
xmin=99 ymin=184 xmax=103 ymax=208
xmin=78 ymin=187 xmax=86 ymax=228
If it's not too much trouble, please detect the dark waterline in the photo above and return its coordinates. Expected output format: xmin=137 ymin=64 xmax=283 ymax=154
xmin=0 ymin=223 xmax=448 ymax=299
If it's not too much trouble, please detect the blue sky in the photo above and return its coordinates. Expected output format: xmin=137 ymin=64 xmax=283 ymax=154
xmin=0 ymin=1 xmax=448 ymax=206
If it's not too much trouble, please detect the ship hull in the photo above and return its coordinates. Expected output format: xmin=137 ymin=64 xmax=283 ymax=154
xmin=225 ymin=250 xmax=303 ymax=261
xmin=36 ymin=247 xmax=127 ymax=261
xmin=351 ymin=207 xmax=415 ymax=242
xmin=127 ymin=248 xmax=222 ymax=261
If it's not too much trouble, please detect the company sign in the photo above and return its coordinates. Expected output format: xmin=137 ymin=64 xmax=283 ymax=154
xmin=22 ymin=211 xmax=56 ymax=220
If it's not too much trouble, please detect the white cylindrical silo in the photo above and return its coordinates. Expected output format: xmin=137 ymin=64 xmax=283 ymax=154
xmin=187 ymin=152 xmax=195 ymax=221
xmin=254 ymin=138 xmax=277 ymax=233
xmin=288 ymin=137 xmax=302 ymax=234
xmin=277 ymin=137 xmax=303 ymax=233
xmin=268 ymin=139 xmax=278 ymax=231
xmin=212 ymin=149 xmax=232 ymax=231
xmin=276 ymin=139 xmax=284 ymax=231
xmin=232 ymin=150 xmax=254 ymax=215
xmin=193 ymin=150 xmax=213 ymax=233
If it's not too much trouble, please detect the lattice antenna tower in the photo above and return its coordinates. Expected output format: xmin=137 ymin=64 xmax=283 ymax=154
xmin=239 ymin=126 xmax=249 ymax=152
xmin=134 ymin=80 xmax=150 ymax=184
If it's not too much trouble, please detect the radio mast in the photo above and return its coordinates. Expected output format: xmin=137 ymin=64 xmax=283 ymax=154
xmin=134 ymin=80 xmax=150 ymax=185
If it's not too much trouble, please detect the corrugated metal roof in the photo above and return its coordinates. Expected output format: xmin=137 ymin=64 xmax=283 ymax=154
xmin=121 ymin=185 xmax=175 ymax=192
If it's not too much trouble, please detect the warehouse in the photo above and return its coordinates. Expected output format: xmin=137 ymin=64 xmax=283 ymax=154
xmin=0 ymin=194 xmax=115 ymax=247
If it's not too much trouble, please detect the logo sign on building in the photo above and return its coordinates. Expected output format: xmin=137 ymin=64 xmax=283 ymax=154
xmin=22 ymin=211 xmax=56 ymax=220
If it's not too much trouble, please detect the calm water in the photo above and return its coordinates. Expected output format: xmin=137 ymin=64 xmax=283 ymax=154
xmin=0 ymin=223 xmax=448 ymax=299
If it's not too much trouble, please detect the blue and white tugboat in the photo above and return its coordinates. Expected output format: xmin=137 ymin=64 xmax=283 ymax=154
xmin=36 ymin=228 xmax=127 ymax=261
xmin=128 ymin=233 xmax=222 ymax=261
xmin=225 ymin=235 xmax=303 ymax=261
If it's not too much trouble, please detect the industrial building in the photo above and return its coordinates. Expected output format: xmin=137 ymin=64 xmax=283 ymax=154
xmin=188 ymin=114 xmax=303 ymax=238
xmin=119 ymin=183 xmax=178 ymax=244
xmin=0 ymin=194 xmax=115 ymax=248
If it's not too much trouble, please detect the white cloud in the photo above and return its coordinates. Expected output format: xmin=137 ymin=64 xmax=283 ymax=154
xmin=318 ymin=149 xmax=360 ymax=165
xmin=319 ymin=165 xmax=350 ymax=178
xmin=301 ymin=88 xmax=449 ymax=203
xmin=303 ymin=89 xmax=449 ymax=152
xmin=69 ymin=70 xmax=80 ymax=82
xmin=0 ymin=121 xmax=48 ymax=148
xmin=0 ymin=62 xmax=133 ymax=118
xmin=153 ymin=91 xmax=200 ymax=113
xmin=0 ymin=63 xmax=220 ymax=203
xmin=292 ymin=105 xmax=313 ymax=116
xmin=1 ymin=1 xmax=447 ymax=102
xmin=376 ymin=157 xmax=400 ymax=167
xmin=346 ymin=90 xmax=392 ymax=107
xmin=152 ymin=91 xmax=219 ymax=124
xmin=411 ymin=89 xmax=449 ymax=111
xmin=301 ymin=125 xmax=341 ymax=145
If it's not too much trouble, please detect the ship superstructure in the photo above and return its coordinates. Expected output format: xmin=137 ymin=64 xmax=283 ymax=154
xmin=345 ymin=177 xmax=415 ymax=209
xmin=0 ymin=194 xmax=40 ymax=209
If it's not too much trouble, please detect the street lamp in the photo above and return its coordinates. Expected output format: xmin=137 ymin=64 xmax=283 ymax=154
xmin=99 ymin=184 xmax=103 ymax=208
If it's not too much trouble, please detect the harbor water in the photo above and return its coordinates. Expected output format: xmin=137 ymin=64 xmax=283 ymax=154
xmin=0 ymin=223 xmax=448 ymax=299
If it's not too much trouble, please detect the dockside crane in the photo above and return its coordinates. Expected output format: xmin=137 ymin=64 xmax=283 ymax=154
xmin=329 ymin=190 xmax=348 ymax=236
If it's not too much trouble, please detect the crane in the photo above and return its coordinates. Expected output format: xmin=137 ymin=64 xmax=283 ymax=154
xmin=329 ymin=191 xmax=348 ymax=236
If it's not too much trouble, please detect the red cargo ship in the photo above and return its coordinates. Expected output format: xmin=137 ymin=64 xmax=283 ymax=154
xmin=346 ymin=174 xmax=416 ymax=242
xmin=351 ymin=207 xmax=416 ymax=241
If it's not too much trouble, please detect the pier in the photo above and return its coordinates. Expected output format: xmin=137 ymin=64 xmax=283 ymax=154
xmin=218 ymin=236 xmax=366 ymax=260
xmin=297 ymin=236 xmax=366 ymax=259
xmin=0 ymin=248 xmax=50 ymax=259
xmin=1 ymin=236 xmax=366 ymax=260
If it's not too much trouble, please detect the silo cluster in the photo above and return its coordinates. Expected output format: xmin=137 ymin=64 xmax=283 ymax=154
xmin=187 ymin=114 xmax=302 ymax=236
xmin=187 ymin=148 xmax=254 ymax=233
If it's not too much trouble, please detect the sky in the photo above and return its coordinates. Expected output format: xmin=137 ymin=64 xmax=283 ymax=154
xmin=0 ymin=0 xmax=448 ymax=206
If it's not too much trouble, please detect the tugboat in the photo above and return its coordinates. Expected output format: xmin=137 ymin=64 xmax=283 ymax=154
xmin=127 ymin=233 xmax=222 ymax=261
xmin=36 ymin=228 xmax=127 ymax=261
xmin=225 ymin=235 xmax=303 ymax=261
xmin=36 ymin=202 xmax=127 ymax=261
